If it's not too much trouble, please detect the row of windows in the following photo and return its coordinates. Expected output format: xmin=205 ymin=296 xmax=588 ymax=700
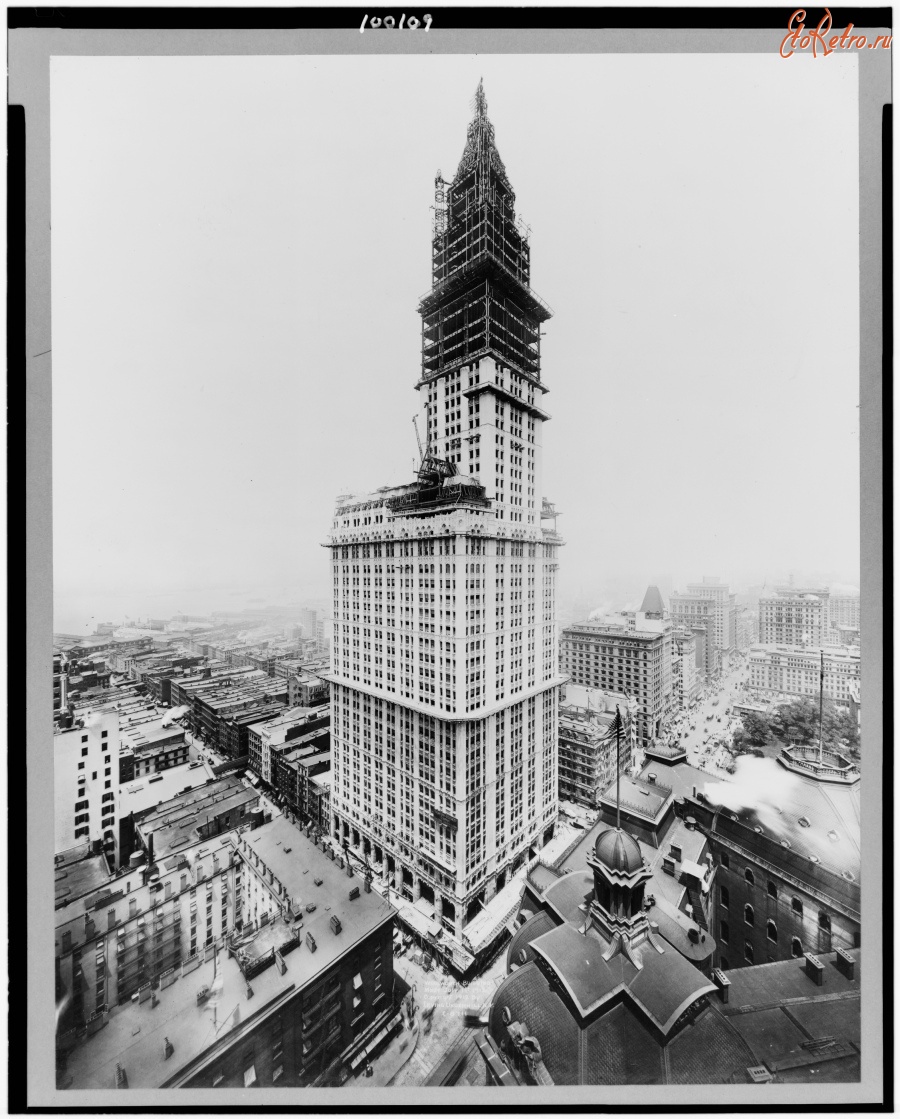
xmin=720 ymin=863 xmax=833 ymax=927
xmin=720 ymin=923 xmax=806 ymax=963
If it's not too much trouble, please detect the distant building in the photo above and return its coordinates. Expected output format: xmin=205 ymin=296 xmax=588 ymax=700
xmin=748 ymin=643 xmax=860 ymax=704
xmin=560 ymin=621 xmax=672 ymax=747
xmin=670 ymin=627 xmax=700 ymax=709
xmin=53 ymin=653 xmax=68 ymax=715
xmin=670 ymin=577 xmax=736 ymax=672
xmin=299 ymin=608 xmax=328 ymax=652
xmin=835 ymin=625 xmax=861 ymax=647
xmin=638 ymin=584 xmax=666 ymax=620
xmin=270 ymin=727 xmax=331 ymax=819
xmin=669 ymin=596 xmax=718 ymax=676
xmin=759 ymin=590 xmax=828 ymax=647
xmin=733 ymin=608 xmax=757 ymax=652
xmin=828 ymin=593 xmax=860 ymax=632
xmin=106 ymin=636 xmax=156 ymax=673
xmin=287 ymin=671 xmax=330 ymax=708
xmin=191 ymin=677 xmax=289 ymax=753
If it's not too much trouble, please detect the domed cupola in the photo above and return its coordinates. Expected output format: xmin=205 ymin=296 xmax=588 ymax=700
xmin=594 ymin=827 xmax=644 ymax=874
xmin=587 ymin=827 xmax=660 ymax=967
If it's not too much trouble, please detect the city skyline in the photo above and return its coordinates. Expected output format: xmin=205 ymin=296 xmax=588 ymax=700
xmin=51 ymin=53 xmax=861 ymax=635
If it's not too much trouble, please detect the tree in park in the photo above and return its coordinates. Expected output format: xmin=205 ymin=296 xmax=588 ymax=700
xmin=732 ymin=711 xmax=773 ymax=756
xmin=768 ymin=698 xmax=860 ymax=760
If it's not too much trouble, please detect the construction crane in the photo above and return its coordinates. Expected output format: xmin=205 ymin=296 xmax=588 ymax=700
xmin=412 ymin=413 xmax=425 ymax=467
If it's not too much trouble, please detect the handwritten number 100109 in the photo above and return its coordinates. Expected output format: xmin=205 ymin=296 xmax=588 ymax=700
xmin=360 ymin=14 xmax=432 ymax=30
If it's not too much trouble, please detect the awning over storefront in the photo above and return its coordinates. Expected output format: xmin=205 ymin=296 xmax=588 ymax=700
xmin=449 ymin=942 xmax=476 ymax=972
xmin=464 ymin=877 xmax=528 ymax=952
xmin=392 ymin=897 xmax=434 ymax=938
xmin=348 ymin=1010 xmax=403 ymax=1071
xmin=414 ymin=896 xmax=436 ymax=920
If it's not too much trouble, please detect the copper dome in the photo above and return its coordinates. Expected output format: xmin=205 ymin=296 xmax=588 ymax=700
xmin=593 ymin=827 xmax=644 ymax=873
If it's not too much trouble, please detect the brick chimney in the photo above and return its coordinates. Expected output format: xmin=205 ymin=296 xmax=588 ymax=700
xmin=712 ymin=968 xmax=731 ymax=1003
xmin=834 ymin=948 xmax=856 ymax=980
xmin=804 ymin=952 xmax=825 ymax=986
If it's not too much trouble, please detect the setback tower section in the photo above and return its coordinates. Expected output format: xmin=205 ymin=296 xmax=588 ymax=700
xmin=326 ymin=82 xmax=564 ymax=973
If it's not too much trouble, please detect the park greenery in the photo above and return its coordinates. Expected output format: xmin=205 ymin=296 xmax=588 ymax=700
xmin=732 ymin=698 xmax=860 ymax=762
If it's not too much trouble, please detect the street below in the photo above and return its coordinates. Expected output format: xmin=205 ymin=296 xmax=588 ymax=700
xmin=660 ymin=654 xmax=751 ymax=777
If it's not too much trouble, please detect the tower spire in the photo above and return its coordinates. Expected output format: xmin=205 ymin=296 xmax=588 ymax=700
xmin=454 ymin=78 xmax=511 ymax=191
xmin=474 ymin=77 xmax=487 ymax=116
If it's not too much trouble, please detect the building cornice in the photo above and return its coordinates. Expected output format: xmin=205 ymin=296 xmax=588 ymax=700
xmin=325 ymin=673 xmax=569 ymax=723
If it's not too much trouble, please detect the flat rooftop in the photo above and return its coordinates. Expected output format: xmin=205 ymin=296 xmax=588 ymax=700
xmin=137 ymin=777 xmax=259 ymax=859
xmin=297 ymin=751 xmax=331 ymax=770
xmin=238 ymin=816 xmax=395 ymax=968
xmin=119 ymin=761 xmax=215 ymax=816
xmin=564 ymin=623 xmax=666 ymax=643
xmin=56 ymin=833 xmax=236 ymax=931
xmin=246 ymin=705 xmax=320 ymax=737
xmin=122 ymin=721 xmax=186 ymax=753
xmin=598 ymin=775 xmax=670 ymax=823
xmin=54 ymin=854 xmax=111 ymax=907
xmin=724 ymin=947 xmax=860 ymax=1007
xmin=62 ymin=931 xmax=294 ymax=1089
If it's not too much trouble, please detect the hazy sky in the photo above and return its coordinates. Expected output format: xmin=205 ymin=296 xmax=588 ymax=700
xmin=51 ymin=52 xmax=860 ymax=631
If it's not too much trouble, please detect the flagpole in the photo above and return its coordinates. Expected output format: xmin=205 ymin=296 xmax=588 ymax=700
xmin=615 ymin=706 xmax=621 ymax=831
xmin=818 ymin=649 xmax=825 ymax=763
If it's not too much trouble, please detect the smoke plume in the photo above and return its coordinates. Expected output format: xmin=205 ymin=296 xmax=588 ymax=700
xmin=703 ymin=755 xmax=802 ymax=836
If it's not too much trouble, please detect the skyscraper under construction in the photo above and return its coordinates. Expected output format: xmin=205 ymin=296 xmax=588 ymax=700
xmin=326 ymin=82 xmax=564 ymax=971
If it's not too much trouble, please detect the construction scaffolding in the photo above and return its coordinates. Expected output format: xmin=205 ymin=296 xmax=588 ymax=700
xmin=419 ymin=78 xmax=552 ymax=386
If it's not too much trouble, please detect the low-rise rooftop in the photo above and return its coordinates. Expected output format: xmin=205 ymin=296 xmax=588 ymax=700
xmin=136 ymin=777 xmax=259 ymax=859
xmin=119 ymin=761 xmax=216 ymax=816
xmin=54 ymin=853 xmax=111 ymax=907
xmin=238 ymin=817 xmax=395 ymax=965
xmin=61 ymin=933 xmax=293 ymax=1090
xmin=297 ymin=751 xmax=331 ymax=771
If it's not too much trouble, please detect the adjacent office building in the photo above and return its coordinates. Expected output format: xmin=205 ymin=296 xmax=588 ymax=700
xmin=670 ymin=577 xmax=736 ymax=674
